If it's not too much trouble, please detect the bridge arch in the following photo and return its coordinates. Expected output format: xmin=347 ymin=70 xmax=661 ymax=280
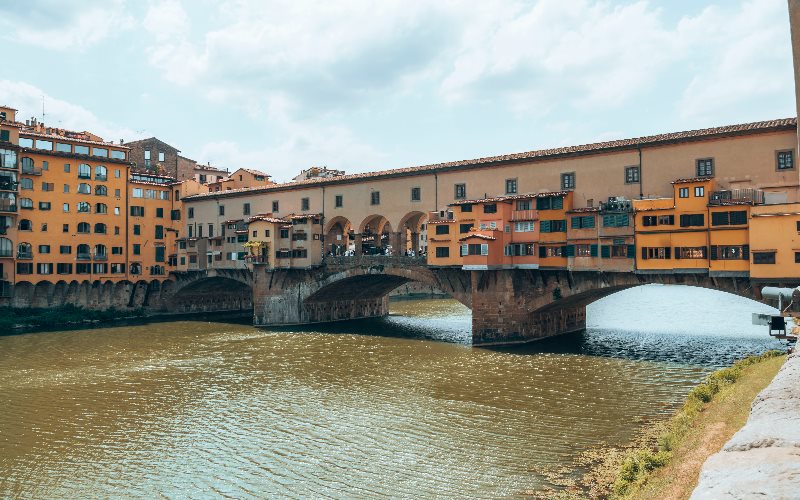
xmin=324 ymin=216 xmax=353 ymax=256
xmin=166 ymin=270 xmax=254 ymax=314
xmin=358 ymin=214 xmax=393 ymax=255
xmin=396 ymin=211 xmax=428 ymax=255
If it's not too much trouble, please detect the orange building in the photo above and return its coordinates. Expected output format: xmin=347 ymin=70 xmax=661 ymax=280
xmin=128 ymin=173 xmax=178 ymax=278
xmin=207 ymin=168 xmax=274 ymax=192
xmin=0 ymin=106 xmax=21 ymax=294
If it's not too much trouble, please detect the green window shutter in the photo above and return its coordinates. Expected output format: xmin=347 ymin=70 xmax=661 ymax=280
xmin=558 ymin=220 xmax=567 ymax=232
xmin=641 ymin=247 xmax=648 ymax=260
xmin=536 ymin=198 xmax=546 ymax=210
xmin=674 ymin=247 xmax=682 ymax=260
xmin=665 ymin=247 xmax=671 ymax=259
xmin=155 ymin=246 xmax=165 ymax=263
xmin=565 ymin=245 xmax=575 ymax=257
xmin=552 ymin=197 xmax=563 ymax=209
xmin=590 ymin=244 xmax=598 ymax=257
xmin=627 ymin=244 xmax=636 ymax=258
xmin=742 ymin=245 xmax=750 ymax=260
xmin=617 ymin=214 xmax=629 ymax=227
xmin=679 ymin=214 xmax=689 ymax=227
xmin=571 ymin=216 xmax=581 ymax=229
xmin=600 ymin=245 xmax=610 ymax=258
xmin=0 ymin=130 xmax=9 ymax=142
xmin=709 ymin=246 xmax=718 ymax=260
xmin=539 ymin=245 xmax=547 ymax=258
xmin=584 ymin=216 xmax=595 ymax=228
xmin=540 ymin=220 xmax=551 ymax=233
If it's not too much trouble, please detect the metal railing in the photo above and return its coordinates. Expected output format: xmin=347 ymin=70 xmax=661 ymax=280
xmin=16 ymin=251 xmax=32 ymax=259
xmin=77 ymin=253 xmax=91 ymax=261
xmin=323 ymin=254 xmax=427 ymax=267
xmin=709 ymin=189 xmax=765 ymax=206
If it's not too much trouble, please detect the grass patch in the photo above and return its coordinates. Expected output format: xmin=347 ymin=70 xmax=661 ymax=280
xmin=609 ymin=350 xmax=785 ymax=499
xmin=0 ymin=304 xmax=145 ymax=331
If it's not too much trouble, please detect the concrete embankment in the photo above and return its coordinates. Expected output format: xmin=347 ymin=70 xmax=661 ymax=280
xmin=692 ymin=350 xmax=800 ymax=498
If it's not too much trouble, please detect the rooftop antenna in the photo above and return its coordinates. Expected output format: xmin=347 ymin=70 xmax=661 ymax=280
xmin=41 ymin=95 xmax=45 ymax=122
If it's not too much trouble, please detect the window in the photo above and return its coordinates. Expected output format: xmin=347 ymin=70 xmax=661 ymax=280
xmin=370 ymin=191 xmax=380 ymax=205
xmin=272 ymin=200 xmax=279 ymax=212
xmin=19 ymin=138 xmax=33 ymax=148
xmin=158 ymin=151 xmax=165 ymax=162
xmin=133 ymin=244 xmax=141 ymax=255
xmin=95 ymin=185 xmax=107 ymax=196
xmin=77 ymin=222 xmax=90 ymax=233
xmin=42 ymin=161 xmax=48 ymax=171
xmin=94 ymin=223 xmax=106 ymax=234
xmin=711 ymin=245 xmax=749 ymax=260
xmin=302 ymin=197 xmax=310 ymax=210
xmin=41 ymin=182 xmax=54 ymax=192
xmin=57 ymin=263 xmax=72 ymax=275
xmin=675 ymin=246 xmax=707 ymax=259
xmin=679 ymin=187 xmax=689 ymax=198
xmin=188 ymin=207 xmax=194 ymax=218
xmin=40 ymin=223 xmax=47 ymax=232
xmin=516 ymin=200 xmax=532 ymax=211
xmin=171 ymin=209 xmax=181 ymax=220
xmin=0 ymin=148 xmax=17 ymax=169
xmin=280 ymin=228 xmax=290 ymax=239
xmin=18 ymin=219 xmax=32 ymax=231
xmin=20 ymin=157 xmax=34 ymax=173
xmin=335 ymin=195 xmax=343 ymax=208
xmin=459 ymin=223 xmax=473 ymax=233
xmin=711 ymin=210 xmax=747 ymax=226
xmin=112 ymin=246 xmax=123 ymax=255
xmin=20 ymin=178 xmax=32 ymax=190
xmin=602 ymin=214 xmax=629 ymax=227
xmin=132 ymin=188 xmax=143 ymax=198
xmin=435 ymin=225 xmax=450 ymax=235
xmin=679 ymin=214 xmax=705 ymax=227
xmin=63 ymin=203 xmax=69 ymax=213
xmin=641 ymin=247 xmax=671 ymax=259
xmin=155 ymin=225 xmax=164 ymax=239
xmin=63 ymin=184 xmax=70 ymax=193
xmin=411 ymin=187 xmax=421 ymax=202
xmin=37 ymin=263 xmax=53 ymax=275
xmin=111 ymin=264 xmax=125 ymax=274
xmin=514 ymin=221 xmax=535 ymax=232
xmin=95 ymin=165 xmax=107 ymax=180
xmin=461 ymin=204 xmax=472 ymax=213
xmin=561 ymin=172 xmax=575 ymax=190
xmin=74 ymin=145 xmax=89 ymax=155
xmin=63 ymin=163 xmax=70 ymax=172
xmin=696 ymin=158 xmax=714 ymax=177
xmin=505 ymin=178 xmax=517 ymax=194
xmin=19 ymin=197 xmax=33 ymax=209
xmin=144 ymin=150 xmax=151 ymax=166
xmin=541 ymin=246 xmax=564 ymax=258
xmin=17 ymin=242 xmax=32 ymax=259
xmin=16 ymin=262 xmax=33 ymax=274
xmin=504 ymin=243 xmax=535 ymax=256
xmin=130 ymin=206 xmax=144 ymax=217
xmin=111 ymin=151 xmax=126 ymax=160
xmin=752 ymin=251 xmax=776 ymax=264
xmin=777 ymin=150 xmax=794 ymax=170
xmin=243 ymin=203 xmax=251 ymax=216
xmin=219 ymin=205 xmax=225 ymax=216
xmin=133 ymin=224 xmax=141 ymax=235
xmin=658 ymin=215 xmax=674 ymax=225
xmin=155 ymin=246 xmax=165 ymax=263
xmin=77 ymin=202 xmax=90 ymax=213
xmin=38 ymin=201 xmax=51 ymax=210
xmin=115 ymin=189 xmax=120 ymax=197
xmin=454 ymin=183 xmax=466 ymax=199
xmin=642 ymin=215 xmax=657 ymax=227
xmin=60 ymin=245 xmax=72 ymax=254
xmin=35 ymin=140 xmax=53 ymax=151
xmin=625 ymin=165 xmax=639 ymax=184
xmin=38 ymin=244 xmax=50 ymax=254
xmin=93 ymin=148 xmax=108 ymax=158
xmin=570 ymin=216 xmax=595 ymax=229
xmin=575 ymin=244 xmax=592 ymax=257
xmin=0 ymin=130 xmax=7 ymax=142
xmin=78 ymin=163 xmax=91 ymax=179
xmin=537 ymin=196 xmax=564 ymax=210
xmin=483 ymin=204 xmax=497 ymax=214
xmin=461 ymin=243 xmax=489 ymax=256
xmin=435 ymin=247 xmax=450 ymax=258
xmin=694 ymin=186 xmax=705 ymax=197
xmin=155 ymin=207 xmax=163 ymax=218
xmin=77 ymin=183 xmax=91 ymax=194
xmin=56 ymin=143 xmax=71 ymax=153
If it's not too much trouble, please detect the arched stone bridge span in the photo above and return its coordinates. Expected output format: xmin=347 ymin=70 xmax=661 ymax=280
xmin=247 ymin=256 xmax=792 ymax=346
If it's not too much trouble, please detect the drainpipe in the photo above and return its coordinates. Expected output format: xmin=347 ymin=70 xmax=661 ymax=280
xmin=637 ymin=144 xmax=643 ymax=199
xmin=434 ymin=173 xmax=439 ymax=211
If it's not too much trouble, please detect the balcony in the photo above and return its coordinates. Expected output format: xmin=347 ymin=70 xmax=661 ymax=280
xmin=21 ymin=166 xmax=42 ymax=176
xmin=17 ymin=251 xmax=32 ymax=259
xmin=95 ymin=174 xmax=107 ymax=181
xmin=709 ymin=189 xmax=765 ymax=206
xmin=0 ymin=201 xmax=16 ymax=213
xmin=511 ymin=210 xmax=537 ymax=221
xmin=0 ymin=178 xmax=17 ymax=191
xmin=0 ymin=249 xmax=12 ymax=258
xmin=93 ymin=254 xmax=108 ymax=261
xmin=77 ymin=253 xmax=91 ymax=261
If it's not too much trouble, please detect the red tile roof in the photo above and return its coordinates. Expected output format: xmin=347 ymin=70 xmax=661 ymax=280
xmin=672 ymin=177 xmax=714 ymax=184
xmin=183 ymin=117 xmax=796 ymax=202
xmin=459 ymin=233 xmax=497 ymax=241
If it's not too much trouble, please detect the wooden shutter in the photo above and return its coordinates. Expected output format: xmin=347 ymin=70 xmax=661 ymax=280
xmin=540 ymin=220 xmax=551 ymax=233
xmin=601 ymin=245 xmax=610 ymax=258
xmin=679 ymin=214 xmax=689 ymax=227
xmin=571 ymin=216 xmax=581 ymax=229
xmin=480 ymin=244 xmax=488 ymax=256
xmin=565 ymin=245 xmax=575 ymax=257
xmin=641 ymin=247 xmax=648 ymax=260
xmin=591 ymin=244 xmax=599 ymax=257
xmin=665 ymin=247 xmax=671 ymax=259
xmin=742 ymin=245 xmax=750 ymax=260
xmin=0 ymin=130 xmax=9 ymax=142
xmin=709 ymin=246 xmax=718 ymax=260
xmin=539 ymin=245 xmax=547 ymax=258
xmin=674 ymin=247 xmax=682 ymax=260
xmin=627 ymin=244 xmax=636 ymax=258
xmin=585 ymin=216 xmax=595 ymax=228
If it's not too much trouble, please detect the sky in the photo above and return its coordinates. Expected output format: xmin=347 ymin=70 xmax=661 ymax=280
xmin=0 ymin=0 xmax=795 ymax=182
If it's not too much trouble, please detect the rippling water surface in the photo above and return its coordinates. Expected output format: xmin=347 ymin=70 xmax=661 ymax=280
xmin=0 ymin=285 xmax=784 ymax=498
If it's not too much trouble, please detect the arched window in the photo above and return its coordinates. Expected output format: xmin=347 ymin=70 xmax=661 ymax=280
xmin=95 ymin=165 xmax=107 ymax=180
xmin=78 ymin=164 xmax=91 ymax=179
xmin=95 ymin=185 xmax=107 ymax=196
xmin=94 ymin=244 xmax=106 ymax=257
xmin=0 ymin=237 xmax=12 ymax=257
xmin=95 ymin=203 xmax=108 ymax=214
xmin=20 ymin=178 xmax=33 ymax=190
xmin=18 ymin=219 xmax=32 ymax=231
xmin=77 ymin=183 xmax=91 ymax=194
xmin=77 ymin=222 xmax=91 ymax=233
xmin=19 ymin=197 xmax=33 ymax=209
xmin=17 ymin=242 xmax=32 ymax=258
xmin=77 ymin=201 xmax=90 ymax=213
xmin=94 ymin=223 xmax=107 ymax=234
xmin=20 ymin=157 xmax=34 ymax=173
xmin=77 ymin=244 xmax=90 ymax=259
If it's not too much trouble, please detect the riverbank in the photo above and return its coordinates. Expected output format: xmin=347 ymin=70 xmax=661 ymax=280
xmin=529 ymin=350 xmax=786 ymax=499
xmin=0 ymin=305 xmax=252 ymax=335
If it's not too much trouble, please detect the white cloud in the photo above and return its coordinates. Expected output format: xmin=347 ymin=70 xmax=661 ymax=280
xmin=0 ymin=0 xmax=134 ymax=51
xmin=0 ymin=80 xmax=142 ymax=143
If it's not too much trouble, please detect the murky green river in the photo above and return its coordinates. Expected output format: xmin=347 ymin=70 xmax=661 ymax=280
xmin=0 ymin=287 xmax=783 ymax=497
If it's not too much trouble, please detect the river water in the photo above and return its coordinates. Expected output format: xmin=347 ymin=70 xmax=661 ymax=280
xmin=0 ymin=285 xmax=785 ymax=498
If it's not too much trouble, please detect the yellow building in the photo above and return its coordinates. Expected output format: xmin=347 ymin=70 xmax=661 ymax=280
xmin=749 ymin=203 xmax=800 ymax=280
xmin=245 ymin=213 xmax=323 ymax=269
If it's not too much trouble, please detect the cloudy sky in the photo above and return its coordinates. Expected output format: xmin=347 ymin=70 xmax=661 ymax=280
xmin=0 ymin=0 xmax=794 ymax=181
